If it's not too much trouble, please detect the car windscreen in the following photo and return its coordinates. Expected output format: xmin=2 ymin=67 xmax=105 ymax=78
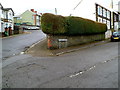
xmin=113 ymin=32 xmax=120 ymax=36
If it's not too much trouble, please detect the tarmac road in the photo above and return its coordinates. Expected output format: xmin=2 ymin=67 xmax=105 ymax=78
xmin=2 ymin=30 xmax=46 ymax=61
xmin=2 ymin=41 xmax=118 ymax=88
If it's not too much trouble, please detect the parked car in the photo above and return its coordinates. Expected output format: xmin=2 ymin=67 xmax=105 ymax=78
xmin=24 ymin=26 xmax=40 ymax=30
xmin=111 ymin=31 xmax=120 ymax=41
xmin=30 ymin=27 xmax=40 ymax=30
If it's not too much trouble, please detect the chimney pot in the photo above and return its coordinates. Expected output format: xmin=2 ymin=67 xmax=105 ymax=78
xmin=35 ymin=11 xmax=37 ymax=13
xmin=31 ymin=9 xmax=34 ymax=12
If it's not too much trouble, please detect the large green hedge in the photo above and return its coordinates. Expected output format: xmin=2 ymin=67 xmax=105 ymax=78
xmin=41 ymin=13 xmax=107 ymax=35
xmin=41 ymin=13 xmax=67 ymax=35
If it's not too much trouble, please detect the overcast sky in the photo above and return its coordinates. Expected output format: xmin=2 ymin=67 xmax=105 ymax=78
xmin=0 ymin=0 xmax=119 ymax=20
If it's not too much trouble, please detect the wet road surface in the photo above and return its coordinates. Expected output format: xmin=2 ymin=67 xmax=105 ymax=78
xmin=2 ymin=30 xmax=46 ymax=61
xmin=2 ymin=41 xmax=118 ymax=88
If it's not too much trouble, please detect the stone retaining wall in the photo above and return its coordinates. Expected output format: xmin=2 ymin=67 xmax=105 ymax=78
xmin=47 ymin=33 xmax=105 ymax=49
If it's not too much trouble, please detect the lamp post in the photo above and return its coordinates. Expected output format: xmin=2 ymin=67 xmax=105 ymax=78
xmin=110 ymin=0 xmax=120 ymax=31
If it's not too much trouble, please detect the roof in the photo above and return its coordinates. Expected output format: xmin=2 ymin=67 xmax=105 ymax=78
xmin=3 ymin=8 xmax=14 ymax=14
xmin=0 ymin=3 xmax=14 ymax=16
xmin=3 ymin=8 xmax=14 ymax=16
xmin=29 ymin=10 xmax=38 ymax=15
xmin=21 ymin=10 xmax=40 ymax=16
xmin=0 ymin=3 xmax=3 ymax=9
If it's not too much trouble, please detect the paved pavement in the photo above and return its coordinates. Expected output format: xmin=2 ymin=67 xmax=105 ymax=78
xmin=2 ymin=39 xmax=118 ymax=88
xmin=2 ymin=30 xmax=46 ymax=61
xmin=26 ymin=38 xmax=110 ymax=57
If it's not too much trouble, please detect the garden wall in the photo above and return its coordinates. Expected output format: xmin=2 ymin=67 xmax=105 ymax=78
xmin=41 ymin=13 xmax=107 ymax=49
xmin=47 ymin=33 xmax=105 ymax=49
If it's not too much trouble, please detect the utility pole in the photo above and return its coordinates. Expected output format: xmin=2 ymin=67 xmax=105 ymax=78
xmin=110 ymin=0 xmax=113 ymax=9
xmin=55 ymin=8 xmax=57 ymax=15
xmin=73 ymin=0 xmax=83 ymax=10
xmin=70 ymin=0 xmax=84 ymax=16
xmin=110 ymin=0 xmax=114 ymax=31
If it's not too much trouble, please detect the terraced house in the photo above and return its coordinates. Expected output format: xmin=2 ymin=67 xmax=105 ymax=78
xmin=0 ymin=3 xmax=14 ymax=36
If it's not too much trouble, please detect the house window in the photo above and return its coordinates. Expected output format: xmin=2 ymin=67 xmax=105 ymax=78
xmin=9 ymin=12 xmax=12 ymax=19
xmin=103 ymin=9 xmax=107 ymax=17
xmin=9 ymin=12 xmax=11 ymax=16
xmin=103 ymin=19 xmax=106 ymax=24
xmin=107 ymin=11 xmax=110 ymax=19
xmin=6 ymin=11 xmax=8 ymax=19
xmin=98 ymin=6 xmax=102 ymax=16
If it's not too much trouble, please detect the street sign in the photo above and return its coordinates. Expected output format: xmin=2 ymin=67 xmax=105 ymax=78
xmin=58 ymin=39 xmax=67 ymax=42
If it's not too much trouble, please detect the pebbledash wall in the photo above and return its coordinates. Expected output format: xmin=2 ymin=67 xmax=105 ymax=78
xmin=47 ymin=33 xmax=105 ymax=49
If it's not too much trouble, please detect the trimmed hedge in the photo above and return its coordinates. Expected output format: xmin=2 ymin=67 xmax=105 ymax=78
xmin=41 ymin=13 xmax=107 ymax=35
xmin=41 ymin=13 xmax=67 ymax=35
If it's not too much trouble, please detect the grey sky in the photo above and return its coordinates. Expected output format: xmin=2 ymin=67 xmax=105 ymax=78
xmin=0 ymin=0 xmax=119 ymax=20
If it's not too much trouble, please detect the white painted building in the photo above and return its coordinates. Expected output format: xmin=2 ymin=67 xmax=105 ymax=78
xmin=0 ymin=3 xmax=4 ymax=33
xmin=118 ymin=1 xmax=120 ymax=29
xmin=0 ymin=3 xmax=14 ymax=35
xmin=36 ymin=15 xmax=40 ymax=26
xmin=71 ymin=0 xmax=119 ymax=39
xmin=4 ymin=8 xmax=14 ymax=29
xmin=71 ymin=0 xmax=119 ymax=30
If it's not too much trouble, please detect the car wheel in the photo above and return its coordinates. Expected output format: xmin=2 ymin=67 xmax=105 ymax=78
xmin=111 ymin=38 xmax=114 ymax=42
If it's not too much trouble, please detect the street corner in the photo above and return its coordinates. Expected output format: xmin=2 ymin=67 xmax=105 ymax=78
xmin=25 ymin=37 xmax=111 ymax=57
xmin=25 ymin=38 xmax=55 ymax=57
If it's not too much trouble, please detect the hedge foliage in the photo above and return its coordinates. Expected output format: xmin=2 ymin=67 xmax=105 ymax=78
xmin=41 ymin=13 xmax=107 ymax=35
xmin=41 ymin=13 xmax=67 ymax=35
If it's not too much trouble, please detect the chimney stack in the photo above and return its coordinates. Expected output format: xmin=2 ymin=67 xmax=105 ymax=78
xmin=31 ymin=9 xmax=34 ymax=12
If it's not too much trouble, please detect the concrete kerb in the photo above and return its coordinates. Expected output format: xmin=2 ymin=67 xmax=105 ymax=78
xmin=55 ymin=39 xmax=110 ymax=56
xmin=24 ymin=38 xmax=110 ymax=57
xmin=1 ymin=31 xmax=31 ymax=39
xmin=24 ymin=38 xmax=46 ymax=54
xmin=25 ymin=38 xmax=110 ymax=57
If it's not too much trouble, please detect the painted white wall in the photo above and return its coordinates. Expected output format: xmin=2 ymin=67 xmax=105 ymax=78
xmin=0 ymin=9 xmax=1 ymax=32
xmin=36 ymin=15 xmax=40 ymax=26
xmin=8 ymin=10 xmax=13 ymax=20
xmin=118 ymin=1 xmax=120 ymax=29
xmin=4 ymin=10 xmax=14 ymax=30
xmin=0 ymin=6 xmax=4 ymax=32
xmin=0 ymin=8 xmax=14 ymax=32
xmin=118 ymin=1 xmax=120 ymax=12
